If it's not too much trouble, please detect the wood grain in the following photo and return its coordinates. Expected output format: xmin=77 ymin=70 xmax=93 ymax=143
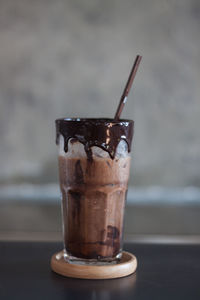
xmin=51 ymin=251 xmax=137 ymax=279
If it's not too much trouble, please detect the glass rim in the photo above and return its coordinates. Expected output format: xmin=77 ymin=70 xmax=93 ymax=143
xmin=55 ymin=118 xmax=134 ymax=126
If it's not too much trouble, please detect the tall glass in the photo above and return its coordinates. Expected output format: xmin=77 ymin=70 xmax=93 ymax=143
xmin=55 ymin=118 xmax=134 ymax=264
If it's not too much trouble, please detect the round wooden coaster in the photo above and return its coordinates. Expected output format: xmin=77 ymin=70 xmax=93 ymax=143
xmin=51 ymin=251 xmax=137 ymax=279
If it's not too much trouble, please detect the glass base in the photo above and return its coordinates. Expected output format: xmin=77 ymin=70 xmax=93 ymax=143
xmin=63 ymin=250 xmax=122 ymax=266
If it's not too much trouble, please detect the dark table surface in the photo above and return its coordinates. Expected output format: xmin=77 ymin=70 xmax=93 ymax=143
xmin=0 ymin=241 xmax=200 ymax=300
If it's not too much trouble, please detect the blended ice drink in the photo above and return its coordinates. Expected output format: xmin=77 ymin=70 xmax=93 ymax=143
xmin=56 ymin=118 xmax=134 ymax=263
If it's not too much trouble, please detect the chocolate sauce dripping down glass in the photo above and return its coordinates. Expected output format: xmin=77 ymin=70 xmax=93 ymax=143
xmin=56 ymin=118 xmax=134 ymax=160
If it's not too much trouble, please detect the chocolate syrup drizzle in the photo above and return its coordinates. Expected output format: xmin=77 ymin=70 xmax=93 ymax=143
xmin=55 ymin=118 xmax=134 ymax=160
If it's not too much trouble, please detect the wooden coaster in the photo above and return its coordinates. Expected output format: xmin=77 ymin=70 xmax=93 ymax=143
xmin=51 ymin=251 xmax=137 ymax=279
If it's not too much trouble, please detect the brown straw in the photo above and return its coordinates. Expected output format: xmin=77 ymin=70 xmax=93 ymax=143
xmin=114 ymin=55 xmax=142 ymax=120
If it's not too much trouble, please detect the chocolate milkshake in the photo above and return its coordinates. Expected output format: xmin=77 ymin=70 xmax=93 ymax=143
xmin=56 ymin=118 xmax=134 ymax=263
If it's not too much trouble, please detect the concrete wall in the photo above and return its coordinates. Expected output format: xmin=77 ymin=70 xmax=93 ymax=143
xmin=0 ymin=0 xmax=200 ymax=186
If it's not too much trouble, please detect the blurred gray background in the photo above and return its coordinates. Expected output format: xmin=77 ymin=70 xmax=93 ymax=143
xmin=0 ymin=0 xmax=200 ymax=241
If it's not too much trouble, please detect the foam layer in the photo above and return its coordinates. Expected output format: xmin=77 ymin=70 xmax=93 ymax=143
xmin=59 ymin=136 xmax=129 ymax=159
